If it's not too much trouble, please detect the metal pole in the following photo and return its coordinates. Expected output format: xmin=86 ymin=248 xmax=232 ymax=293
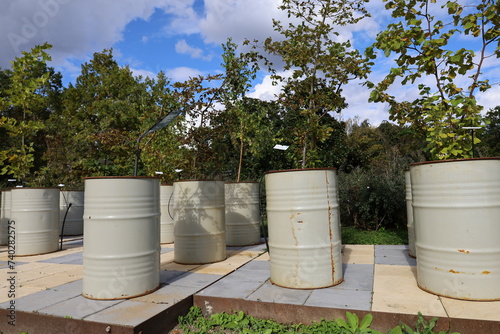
xmin=463 ymin=127 xmax=481 ymax=158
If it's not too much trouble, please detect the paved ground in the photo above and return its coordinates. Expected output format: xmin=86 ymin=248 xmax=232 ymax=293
xmin=0 ymin=238 xmax=499 ymax=334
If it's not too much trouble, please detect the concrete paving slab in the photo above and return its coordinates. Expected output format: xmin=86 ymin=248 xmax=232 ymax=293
xmin=342 ymin=245 xmax=375 ymax=264
xmin=37 ymin=295 xmax=124 ymax=319
xmin=305 ymin=287 xmax=373 ymax=311
xmin=160 ymin=247 xmax=174 ymax=254
xmin=131 ymin=284 xmax=200 ymax=305
xmin=0 ymin=286 xmax=46 ymax=303
xmin=84 ymin=300 xmax=171 ymax=327
xmin=253 ymin=252 xmax=270 ymax=261
xmin=247 ymin=280 xmax=312 ymax=305
xmin=22 ymin=266 xmax=83 ymax=289
xmin=375 ymin=245 xmax=416 ymax=266
xmin=338 ymin=268 xmax=374 ymax=292
xmin=440 ymin=297 xmax=500 ymax=322
xmin=161 ymin=262 xmax=199 ymax=272
xmin=167 ymin=272 xmax=223 ymax=288
xmin=342 ymin=263 xmax=374 ymax=278
xmin=372 ymin=264 xmax=447 ymax=317
xmin=198 ymin=275 xmax=266 ymax=299
xmin=39 ymin=252 xmax=83 ymax=264
xmin=160 ymin=251 xmax=175 ymax=265
xmin=238 ymin=243 xmax=267 ymax=252
xmin=0 ymin=280 xmax=82 ymax=312
xmin=160 ymin=270 xmax=187 ymax=284
xmin=238 ymin=260 xmax=271 ymax=272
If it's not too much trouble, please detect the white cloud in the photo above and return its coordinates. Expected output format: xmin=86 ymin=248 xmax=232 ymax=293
xmin=0 ymin=0 xmax=171 ymax=68
xmin=175 ymin=39 xmax=212 ymax=61
xmin=130 ymin=67 xmax=157 ymax=80
xmin=199 ymin=0 xmax=283 ymax=45
xmin=166 ymin=66 xmax=203 ymax=82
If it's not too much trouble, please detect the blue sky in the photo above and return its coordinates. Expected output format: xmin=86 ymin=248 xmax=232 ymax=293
xmin=1 ymin=0 xmax=499 ymax=125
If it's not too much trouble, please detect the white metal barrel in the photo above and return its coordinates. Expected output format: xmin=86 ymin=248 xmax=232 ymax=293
xmin=10 ymin=188 xmax=60 ymax=256
xmin=405 ymin=171 xmax=416 ymax=258
xmin=174 ymin=180 xmax=226 ymax=264
xmin=265 ymin=168 xmax=343 ymax=289
xmin=225 ymin=182 xmax=261 ymax=246
xmin=410 ymin=158 xmax=500 ymax=300
xmin=59 ymin=190 xmax=84 ymax=236
xmin=82 ymin=177 xmax=160 ymax=300
xmin=0 ymin=190 xmax=11 ymax=245
xmin=160 ymin=185 xmax=175 ymax=244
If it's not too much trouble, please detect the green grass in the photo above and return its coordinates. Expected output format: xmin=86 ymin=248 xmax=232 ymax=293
xmin=341 ymin=227 xmax=408 ymax=245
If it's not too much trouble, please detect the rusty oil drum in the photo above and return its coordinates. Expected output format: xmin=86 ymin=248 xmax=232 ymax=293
xmin=265 ymin=168 xmax=343 ymax=289
xmin=410 ymin=158 xmax=500 ymax=300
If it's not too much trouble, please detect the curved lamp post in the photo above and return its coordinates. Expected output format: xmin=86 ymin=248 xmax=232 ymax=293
xmin=134 ymin=109 xmax=183 ymax=176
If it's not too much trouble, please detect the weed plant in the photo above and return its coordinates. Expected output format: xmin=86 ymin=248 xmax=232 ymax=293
xmin=172 ymin=307 xmax=459 ymax=334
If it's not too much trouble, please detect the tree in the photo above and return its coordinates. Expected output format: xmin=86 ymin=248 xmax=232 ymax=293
xmin=45 ymin=49 xmax=148 ymax=186
xmin=0 ymin=43 xmax=60 ymax=185
xmin=219 ymin=38 xmax=276 ymax=181
xmin=139 ymin=72 xmax=186 ymax=183
xmin=264 ymin=0 xmax=371 ymax=168
xmin=366 ymin=0 xmax=500 ymax=160
xmin=479 ymin=106 xmax=500 ymax=156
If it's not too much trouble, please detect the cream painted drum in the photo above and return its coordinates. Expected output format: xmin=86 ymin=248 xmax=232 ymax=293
xmin=405 ymin=171 xmax=416 ymax=258
xmin=225 ymin=182 xmax=261 ymax=246
xmin=59 ymin=190 xmax=84 ymax=236
xmin=10 ymin=188 xmax=60 ymax=256
xmin=265 ymin=168 xmax=343 ymax=289
xmin=160 ymin=185 xmax=175 ymax=244
xmin=82 ymin=177 xmax=160 ymax=300
xmin=174 ymin=180 xmax=226 ymax=264
xmin=0 ymin=190 xmax=11 ymax=245
xmin=410 ymin=158 xmax=500 ymax=300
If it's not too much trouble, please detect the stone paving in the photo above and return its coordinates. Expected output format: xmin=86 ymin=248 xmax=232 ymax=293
xmin=0 ymin=238 xmax=499 ymax=334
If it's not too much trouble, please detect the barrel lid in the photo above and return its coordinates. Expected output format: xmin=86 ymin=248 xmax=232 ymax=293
xmin=264 ymin=167 xmax=337 ymax=175
xmin=409 ymin=157 xmax=500 ymax=167
xmin=173 ymin=179 xmax=224 ymax=182
xmin=84 ymin=176 xmax=160 ymax=180
xmin=224 ymin=181 xmax=259 ymax=184
xmin=11 ymin=187 xmax=60 ymax=190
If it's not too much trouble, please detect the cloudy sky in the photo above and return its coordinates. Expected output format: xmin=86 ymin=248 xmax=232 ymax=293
xmin=1 ymin=0 xmax=499 ymax=125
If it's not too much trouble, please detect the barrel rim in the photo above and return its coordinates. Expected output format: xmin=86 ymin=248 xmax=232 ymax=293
xmin=173 ymin=179 xmax=225 ymax=183
xmin=224 ymin=181 xmax=259 ymax=184
xmin=409 ymin=157 xmax=500 ymax=167
xmin=11 ymin=187 xmax=60 ymax=191
xmin=264 ymin=167 xmax=337 ymax=175
xmin=84 ymin=176 xmax=160 ymax=180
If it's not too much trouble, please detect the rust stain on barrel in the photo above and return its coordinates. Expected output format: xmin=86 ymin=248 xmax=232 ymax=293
xmin=457 ymin=249 xmax=470 ymax=253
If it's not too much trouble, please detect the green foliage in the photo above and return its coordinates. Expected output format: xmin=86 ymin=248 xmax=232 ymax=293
xmin=478 ymin=106 xmax=500 ymax=157
xmin=179 ymin=307 xmax=386 ymax=333
xmin=264 ymin=0 xmax=371 ymax=168
xmin=336 ymin=312 xmax=383 ymax=334
xmin=0 ymin=43 xmax=57 ymax=184
xmin=219 ymin=38 xmax=274 ymax=182
xmin=338 ymin=166 xmax=406 ymax=231
xmin=176 ymin=307 xmax=459 ymax=334
xmin=367 ymin=0 xmax=499 ymax=160
xmin=390 ymin=312 xmax=459 ymax=334
xmin=342 ymin=227 xmax=408 ymax=245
